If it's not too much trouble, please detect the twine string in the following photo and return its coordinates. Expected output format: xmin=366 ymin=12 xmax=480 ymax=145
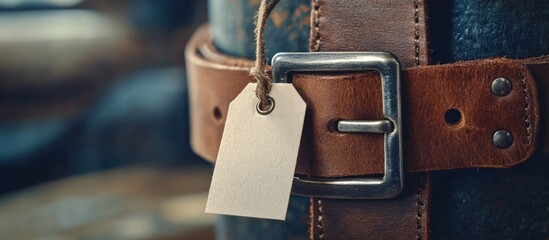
xmin=250 ymin=0 xmax=280 ymax=110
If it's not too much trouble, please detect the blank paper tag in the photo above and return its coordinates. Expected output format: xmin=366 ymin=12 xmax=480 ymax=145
xmin=205 ymin=83 xmax=306 ymax=220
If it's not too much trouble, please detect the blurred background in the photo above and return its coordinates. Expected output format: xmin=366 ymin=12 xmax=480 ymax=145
xmin=0 ymin=0 xmax=214 ymax=239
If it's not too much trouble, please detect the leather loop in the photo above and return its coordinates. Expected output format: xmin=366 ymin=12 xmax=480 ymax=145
xmin=310 ymin=0 xmax=429 ymax=68
xmin=307 ymin=1 xmax=433 ymax=238
xmin=310 ymin=174 xmax=431 ymax=239
xmin=186 ymin=25 xmax=544 ymax=178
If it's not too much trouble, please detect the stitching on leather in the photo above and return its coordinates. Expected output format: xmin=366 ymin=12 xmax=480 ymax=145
xmin=521 ymin=72 xmax=532 ymax=145
xmin=413 ymin=0 xmax=420 ymax=66
xmin=311 ymin=0 xmax=321 ymax=51
xmin=413 ymin=1 xmax=423 ymax=239
xmin=416 ymin=176 xmax=425 ymax=240
xmin=317 ymin=199 xmax=325 ymax=239
xmin=309 ymin=198 xmax=314 ymax=240
xmin=310 ymin=1 xmax=322 ymax=239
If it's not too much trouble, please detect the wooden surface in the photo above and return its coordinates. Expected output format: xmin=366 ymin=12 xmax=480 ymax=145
xmin=0 ymin=166 xmax=215 ymax=240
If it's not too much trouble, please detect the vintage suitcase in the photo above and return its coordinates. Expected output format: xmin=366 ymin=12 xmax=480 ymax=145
xmin=186 ymin=0 xmax=549 ymax=239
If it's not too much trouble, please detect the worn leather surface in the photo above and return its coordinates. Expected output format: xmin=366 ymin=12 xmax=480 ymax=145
xmin=308 ymin=1 xmax=432 ymax=239
xmin=186 ymin=26 xmax=544 ymax=177
xmin=308 ymin=1 xmax=433 ymax=239
xmin=202 ymin=0 xmax=549 ymax=239
xmin=309 ymin=175 xmax=430 ymax=240
xmin=426 ymin=1 xmax=549 ymax=239
xmin=310 ymin=0 xmax=428 ymax=69
xmin=527 ymin=57 xmax=549 ymax=153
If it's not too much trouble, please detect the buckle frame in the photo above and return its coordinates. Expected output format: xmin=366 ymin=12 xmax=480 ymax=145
xmin=271 ymin=52 xmax=403 ymax=199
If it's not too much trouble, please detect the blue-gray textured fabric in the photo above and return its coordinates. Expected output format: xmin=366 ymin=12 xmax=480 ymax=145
xmin=210 ymin=0 xmax=549 ymax=239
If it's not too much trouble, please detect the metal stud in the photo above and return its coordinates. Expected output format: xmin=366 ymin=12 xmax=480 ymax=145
xmin=491 ymin=77 xmax=512 ymax=96
xmin=493 ymin=130 xmax=513 ymax=148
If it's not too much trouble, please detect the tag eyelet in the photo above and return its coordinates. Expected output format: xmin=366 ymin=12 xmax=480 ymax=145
xmin=256 ymin=96 xmax=275 ymax=115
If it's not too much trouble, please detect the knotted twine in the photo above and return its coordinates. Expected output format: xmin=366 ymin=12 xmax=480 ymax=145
xmin=250 ymin=0 xmax=281 ymax=110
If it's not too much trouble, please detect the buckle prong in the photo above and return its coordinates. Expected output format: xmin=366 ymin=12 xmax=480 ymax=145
xmin=271 ymin=52 xmax=403 ymax=199
xmin=338 ymin=120 xmax=394 ymax=134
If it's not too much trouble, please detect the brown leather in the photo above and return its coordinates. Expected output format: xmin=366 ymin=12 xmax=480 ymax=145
xmin=186 ymin=26 xmax=544 ymax=178
xmin=310 ymin=174 xmax=430 ymax=240
xmin=309 ymin=0 xmax=429 ymax=69
xmin=524 ymin=56 xmax=549 ymax=152
xmin=309 ymin=1 xmax=431 ymax=238
xmin=189 ymin=1 xmax=545 ymax=239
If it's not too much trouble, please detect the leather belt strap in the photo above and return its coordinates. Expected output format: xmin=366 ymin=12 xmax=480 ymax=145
xmin=187 ymin=1 xmax=549 ymax=239
xmin=186 ymin=26 xmax=547 ymax=177
xmin=309 ymin=0 xmax=429 ymax=68
xmin=310 ymin=175 xmax=431 ymax=239
xmin=308 ymin=1 xmax=431 ymax=239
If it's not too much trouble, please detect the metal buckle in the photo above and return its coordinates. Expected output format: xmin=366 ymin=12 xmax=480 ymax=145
xmin=271 ymin=52 xmax=403 ymax=199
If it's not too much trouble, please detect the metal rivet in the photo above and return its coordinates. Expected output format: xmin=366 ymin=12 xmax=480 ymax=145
xmin=491 ymin=77 xmax=512 ymax=96
xmin=493 ymin=130 xmax=513 ymax=148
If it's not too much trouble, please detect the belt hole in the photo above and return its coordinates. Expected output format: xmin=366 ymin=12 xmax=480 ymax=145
xmin=444 ymin=108 xmax=462 ymax=125
xmin=213 ymin=107 xmax=222 ymax=121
